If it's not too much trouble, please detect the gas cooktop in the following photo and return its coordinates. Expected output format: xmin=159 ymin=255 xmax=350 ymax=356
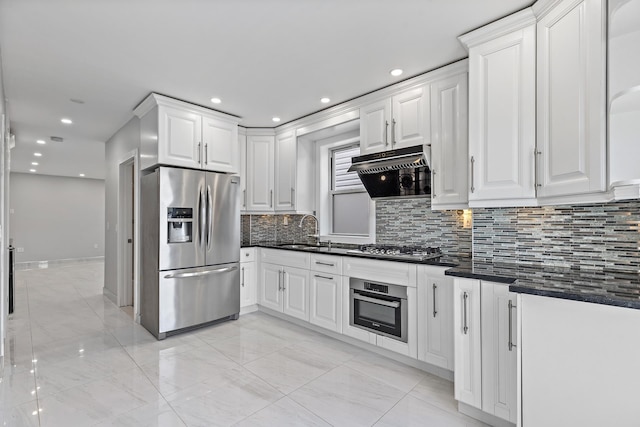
xmin=346 ymin=245 xmax=442 ymax=261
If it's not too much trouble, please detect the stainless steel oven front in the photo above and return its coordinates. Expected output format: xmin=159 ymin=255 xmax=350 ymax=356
xmin=349 ymin=277 xmax=408 ymax=343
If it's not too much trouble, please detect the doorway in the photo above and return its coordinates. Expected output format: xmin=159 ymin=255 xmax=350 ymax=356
xmin=118 ymin=151 xmax=139 ymax=320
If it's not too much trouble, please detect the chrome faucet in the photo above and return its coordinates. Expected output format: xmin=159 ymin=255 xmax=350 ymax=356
xmin=299 ymin=214 xmax=320 ymax=246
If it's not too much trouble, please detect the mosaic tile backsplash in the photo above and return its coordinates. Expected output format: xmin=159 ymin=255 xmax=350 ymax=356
xmin=473 ymin=200 xmax=640 ymax=272
xmin=241 ymin=214 xmax=319 ymax=246
xmin=376 ymin=198 xmax=472 ymax=256
xmin=242 ymin=199 xmax=640 ymax=272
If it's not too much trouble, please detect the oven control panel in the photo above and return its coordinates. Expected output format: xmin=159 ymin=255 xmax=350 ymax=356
xmin=364 ymin=282 xmax=388 ymax=294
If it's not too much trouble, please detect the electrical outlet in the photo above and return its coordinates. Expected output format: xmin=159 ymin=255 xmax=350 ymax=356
xmin=94 ymin=244 xmax=98 ymax=249
xmin=10 ymin=209 xmax=14 ymax=214
xmin=283 ymin=217 xmax=288 ymax=225
xmin=17 ymin=247 xmax=24 ymax=253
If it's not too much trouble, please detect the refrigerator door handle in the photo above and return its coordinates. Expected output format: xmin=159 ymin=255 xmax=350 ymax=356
xmin=164 ymin=266 xmax=238 ymax=279
xmin=206 ymin=185 xmax=213 ymax=251
xmin=199 ymin=186 xmax=207 ymax=249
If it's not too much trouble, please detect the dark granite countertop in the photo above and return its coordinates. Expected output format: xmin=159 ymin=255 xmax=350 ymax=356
xmin=242 ymin=242 xmax=464 ymax=267
xmin=446 ymin=261 xmax=640 ymax=310
xmin=245 ymin=243 xmax=640 ymax=309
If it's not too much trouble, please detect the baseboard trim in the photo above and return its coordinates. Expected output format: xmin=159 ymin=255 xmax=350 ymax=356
xmin=103 ymin=287 xmax=117 ymax=304
xmin=15 ymin=256 xmax=104 ymax=271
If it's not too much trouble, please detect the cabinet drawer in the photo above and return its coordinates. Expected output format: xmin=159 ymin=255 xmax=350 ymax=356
xmin=310 ymin=254 xmax=343 ymax=275
xmin=240 ymin=248 xmax=256 ymax=262
xmin=261 ymin=248 xmax=310 ymax=269
xmin=343 ymin=257 xmax=417 ymax=287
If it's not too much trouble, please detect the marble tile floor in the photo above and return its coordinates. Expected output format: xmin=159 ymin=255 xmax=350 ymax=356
xmin=0 ymin=261 xmax=488 ymax=427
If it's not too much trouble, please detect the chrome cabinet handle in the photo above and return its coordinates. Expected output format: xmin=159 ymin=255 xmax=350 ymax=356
xmin=204 ymin=144 xmax=208 ymax=165
xmin=290 ymin=188 xmax=294 ymax=207
xmin=353 ymin=293 xmax=400 ymax=308
xmin=508 ymin=299 xmax=517 ymax=351
xmin=314 ymin=261 xmax=335 ymax=267
xmin=432 ymin=283 xmax=438 ymax=318
xmin=243 ymin=189 xmax=246 ymax=208
xmin=197 ymin=142 xmax=201 ymax=163
xmin=391 ymin=118 xmax=396 ymax=146
xmin=384 ymin=120 xmax=389 ymax=146
xmin=270 ymin=190 xmax=273 ymax=208
xmin=241 ymin=266 xmax=245 ymax=287
xmin=463 ymin=292 xmax=469 ymax=334
xmin=432 ymin=170 xmax=436 ymax=198
xmin=535 ymin=149 xmax=542 ymax=188
xmin=281 ymin=270 xmax=286 ymax=290
xmin=164 ymin=266 xmax=238 ymax=279
xmin=470 ymin=156 xmax=475 ymax=193
xmin=277 ymin=269 xmax=282 ymax=291
xmin=314 ymin=274 xmax=333 ymax=280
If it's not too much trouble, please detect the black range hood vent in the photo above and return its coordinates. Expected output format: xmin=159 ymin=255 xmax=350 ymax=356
xmin=347 ymin=145 xmax=431 ymax=174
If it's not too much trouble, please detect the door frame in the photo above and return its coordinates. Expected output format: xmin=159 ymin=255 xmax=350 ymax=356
xmin=117 ymin=149 xmax=140 ymax=321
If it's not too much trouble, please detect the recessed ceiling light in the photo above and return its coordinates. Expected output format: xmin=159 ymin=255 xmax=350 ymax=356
xmin=79 ymin=173 xmax=85 ymax=177
xmin=29 ymin=169 xmax=36 ymax=173
xmin=320 ymin=97 xmax=331 ymax=104
xmin=210 ymin=97 xmax=222 ymax=104
xmin=70 ymin=98 xmax=85 ymax=104
xmin=36 ymin=139 xmax=46 ymax=145
xmin=50 ymin=136 xmax=64 ymax=142
xmin=272 ymin=117 xmax=281 ymax=123
xmin=34 ymin=152 xmax=42 ymax=157
xmin=31 ymin=162 xmax=39 ymax=166
xmin=390 ymin=68 xmax=404 ymax=77
xmin=61 ymin=118 xmax=73 ymax=124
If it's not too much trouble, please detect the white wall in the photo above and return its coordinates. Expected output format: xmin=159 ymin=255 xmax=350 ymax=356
xmin=104 ymin=117 xmax=139 ymax=303
xmin=0 ymin=49 xmax=8 ymax=357
xmin=9 ymin=173 xmax=105 ymax=262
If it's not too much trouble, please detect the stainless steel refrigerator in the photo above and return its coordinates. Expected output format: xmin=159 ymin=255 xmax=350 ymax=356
xmin=140 ymin=166 xmax=240 ymax=339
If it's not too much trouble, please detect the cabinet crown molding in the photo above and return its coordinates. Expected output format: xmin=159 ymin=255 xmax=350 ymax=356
xmin=458 ymin=8 xmax=536 ymax=49
xmin=133 ymin=93 xmax=241 ymax=123
xmin=531 ymin=0 xmax=568 ymax=19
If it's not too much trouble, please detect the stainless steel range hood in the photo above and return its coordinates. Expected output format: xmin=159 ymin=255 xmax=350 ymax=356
xmin=348 ymin=145 xmax=432 ymax=199
xmin=348 ymin=144 xmax=431 ymax=174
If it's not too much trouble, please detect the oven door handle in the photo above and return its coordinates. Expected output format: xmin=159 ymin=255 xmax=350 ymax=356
xmin=353 ymin=293 xmax=400 ymax=308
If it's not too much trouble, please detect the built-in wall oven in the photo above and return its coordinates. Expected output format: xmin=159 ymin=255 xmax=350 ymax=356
xmin=349 ymin=277 xmax=408 ymax=342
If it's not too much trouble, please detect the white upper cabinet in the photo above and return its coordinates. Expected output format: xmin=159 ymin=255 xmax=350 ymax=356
xmin=359 ymin=99 xmax=391 ymax=154
xmin=274 ymin=130 xmax=296 ymax=211
xmin=158 ymin=106 xmax=202 ymax=169
xmin=535 ymin=0 xmax=607 ymax=199
xmin=246 ymin=132 xmax=275 ymax=211
xmin=460 ymin=10 xmax=537 ymax=207
xmin=135 ymin=94 xmax=240 ymax=173
xmin=430 ymin=72 xmax=469 ymax=210
xmin=359 ymin=85 xmax=430 ymax=155
xmin=241 ymin=128 xmax=315 ymax=214
xmin=202 ymin=115 xmax=238 ymax=173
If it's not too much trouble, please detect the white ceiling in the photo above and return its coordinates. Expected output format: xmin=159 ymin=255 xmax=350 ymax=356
xmin=0 ymin=0 xmax=532 ymax=180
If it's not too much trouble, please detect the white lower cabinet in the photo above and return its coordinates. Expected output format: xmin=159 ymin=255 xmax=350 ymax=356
xmin=260 ymin=263 xmax=310 ymax=321
xmin=453 ymin=277 xmax=517 ymax=424
xmin=453 ymin=278 xmax=482 ymax=408
xmin=417 ymin=266 xmax=454 ymax=370
xmin=309 ymin=271 xmax=342 ymax=333
xmin=240 ymin=248 xmax=257 ymax=310
xmin=481 ymin=281 xmax=517 ymax=424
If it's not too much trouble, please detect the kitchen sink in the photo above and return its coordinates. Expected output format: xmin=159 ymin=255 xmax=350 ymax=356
xmin=277 ymin=244 xmax=319 ymax=250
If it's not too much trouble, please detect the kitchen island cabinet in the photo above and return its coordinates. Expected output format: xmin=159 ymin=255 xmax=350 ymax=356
xmin=518 ymin=294 xmax=640 ymax=427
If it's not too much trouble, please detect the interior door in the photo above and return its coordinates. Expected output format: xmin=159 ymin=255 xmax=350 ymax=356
xmin=158 ymin=167 xmax=205 ymax=271
xmin=204 ymin=172 xmax=240 ymax=266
